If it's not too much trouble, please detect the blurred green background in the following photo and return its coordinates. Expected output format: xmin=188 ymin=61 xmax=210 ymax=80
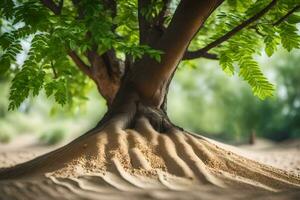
xmin=0 ymin=49 xmax=299 ymax=145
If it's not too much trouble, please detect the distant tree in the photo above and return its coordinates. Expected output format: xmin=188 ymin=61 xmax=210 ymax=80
xmin=0 ymin=0 xmax=299 ymax=186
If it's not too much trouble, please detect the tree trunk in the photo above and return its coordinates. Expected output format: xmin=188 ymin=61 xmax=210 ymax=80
xmin=1 ymin=67 xmax=300 ymax=198
xmin=93 ymin=0 xmax=223 ymax=131
xmin=1 ymin=49 xmax=300 ymax=192
xmin=0 ymin=1 xmax=300 ymax=197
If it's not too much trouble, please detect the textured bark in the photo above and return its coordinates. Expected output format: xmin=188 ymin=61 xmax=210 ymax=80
xmin=129 ymin=0 xmax=223 ymax=108
xmin=69 ymin=0 xmax=223 ymax=109
xmin=1 ymin=2 xmax=300 ymax=195
xmin=86 ymin=51 xmax=121 ymax=107
xmin=91 ymin=0 xmax=224 ymax=131
xmin=0 ymin=0 xmax=217 ymax=180
xmin=137 ymin=0 xmax=169 ymax=45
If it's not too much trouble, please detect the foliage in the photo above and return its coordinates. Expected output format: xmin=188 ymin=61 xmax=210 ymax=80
xmin=170 ymin=51 xmax=300 ymax=142
xmin=190 ymin=0 xmax=300 ymax=99
xmin=0 ymin=51 xmax=299 ymax=143
xmin=0 ymin=0 xmax=299 ymax=110
xmin=0 ymin=79 xmax=106 ymax=144
xmin=0 ymin=0 xmax=162 ymax=110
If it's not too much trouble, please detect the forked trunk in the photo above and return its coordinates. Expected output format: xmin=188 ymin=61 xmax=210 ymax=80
xmin=1 ymin=54 xmax=300 ymax=191
xmin=0 ymin=1 xmax=300 ymax=198
xmin=0 ymin=64 xmax=300 ymax=198
xmin=96 ymin=76 xmax=175 ymax=134
xmin=1 ymin=98 xmax=299 ymax=195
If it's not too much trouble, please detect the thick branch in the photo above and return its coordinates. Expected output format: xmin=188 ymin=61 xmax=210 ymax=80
xmin=42 ymin=0 xmax=122 ymax=106
xmin=70 ymin=1 xmax=123 ymax=106
xmin=102 ymin=50 xmax=123 ymax=81
xmin=68 ymin=51 xmax=93 ymax=79
xmin=273 ymin=5 xmax=300 ymax=26
xmin=68 ymin=49 xmax=121 ymax=106
xmin=87 ymin=50 xmax=120 ymax=106
xmin=130 ymin=0 xmax=224 ymax=107
xmin=184 ymin=0 xmax=277 ymax=60
xmin=41 ymin=0 xmax=63 ymax=15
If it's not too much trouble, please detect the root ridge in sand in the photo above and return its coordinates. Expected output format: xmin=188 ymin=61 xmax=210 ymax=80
xmin=0 ymin=117 xmax=299 ymax=199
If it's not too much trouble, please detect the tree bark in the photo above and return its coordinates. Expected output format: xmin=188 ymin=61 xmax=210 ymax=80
xmin=2 ymin=0 xmax=224 ymax=178
xmin=91 ymin=0 xmax=224 ymax=133
xmin=86 ymin=50 xmax=121 ymax=107
xmin=1 ymin=2 xmax=300 ymax=193
xmin=128 ymin=0 xmax=223 ymax=108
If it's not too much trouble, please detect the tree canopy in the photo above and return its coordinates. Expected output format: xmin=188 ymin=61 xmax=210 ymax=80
xmin=0 ymin=0 xmax=299 ymax=110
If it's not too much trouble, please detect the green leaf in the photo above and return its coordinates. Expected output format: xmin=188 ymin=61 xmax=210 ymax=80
xmin=0 ymin=57 xmax=10 ymax=74
xmin=8 ymin=66 xmax=45 ymax=110
xmin=279 ymin=23 xmax=300 ymax=52
xmin=45 ymin=82 xmax=55 ymax=97
xmin=2 ymin=0 xmax=299 ymax=109
xmin=45 ymin=79 xmax=67 ymax=106
xmin=54 ymin=80 xmax=67 ymax=106
xmin=264 ymin=35 xmax=279 ymax=57
xmin=238 ymin=57 xmax=274 ymax=99
xmin=69 ymin=40 xmax=77 ymax=51
xmin=153 ymin=54 xmax=161 ymax=62
xmin=287 ymin=14 xmax=300 ymax=24
xmin=219 ymin=53 xmax=234 ymax=76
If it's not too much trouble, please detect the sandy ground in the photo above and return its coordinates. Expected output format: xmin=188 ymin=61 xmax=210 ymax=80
xmin=0 ymin=134 xmax=299 ymax=200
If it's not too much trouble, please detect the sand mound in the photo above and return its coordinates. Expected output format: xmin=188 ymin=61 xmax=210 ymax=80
xmin=0 ymin=118 xmax=299 ymax=199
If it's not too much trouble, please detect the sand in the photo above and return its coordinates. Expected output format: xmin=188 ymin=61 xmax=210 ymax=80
xmin=0 ymin=118 xmax=299 ymax=200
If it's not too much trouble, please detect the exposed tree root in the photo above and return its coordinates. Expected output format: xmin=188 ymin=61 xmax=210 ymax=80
xmin=0 ymin=114 xmax=299 ymax=197
xmin=0 ymin=103 xmax=299 ymax=200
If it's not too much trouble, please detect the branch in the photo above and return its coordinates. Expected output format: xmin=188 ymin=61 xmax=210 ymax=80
xmin=40 ymin=0 xmax=63 ymax=15
xmin=273 ymin=5 xmax=300 ymax=26
xmin=130 ymin=0 xmax=224 ymax=104
xmin=183 ymin=51 xmax=218 ymax=60
xmin=201 ymin=0 xmax=276 ymax=52
xmin=68 ymin=51 xmax=94 ymax=79
xmin=102 ymin=50 xmax=123 ymax=81
xmin=183 ymin=0 xmax=277 ymax=60
xmin=50 ymin=61 xmax=58 ymax=78
xmin=86 ymin=50 xmax=120 ymax=106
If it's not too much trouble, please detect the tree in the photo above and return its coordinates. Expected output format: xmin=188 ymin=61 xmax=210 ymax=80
xmin=0 ymin=0 xmax=300 ymax=192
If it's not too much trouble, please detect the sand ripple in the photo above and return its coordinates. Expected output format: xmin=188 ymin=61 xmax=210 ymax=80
xmin=0 ymin=118 xmax=299 ymax=199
